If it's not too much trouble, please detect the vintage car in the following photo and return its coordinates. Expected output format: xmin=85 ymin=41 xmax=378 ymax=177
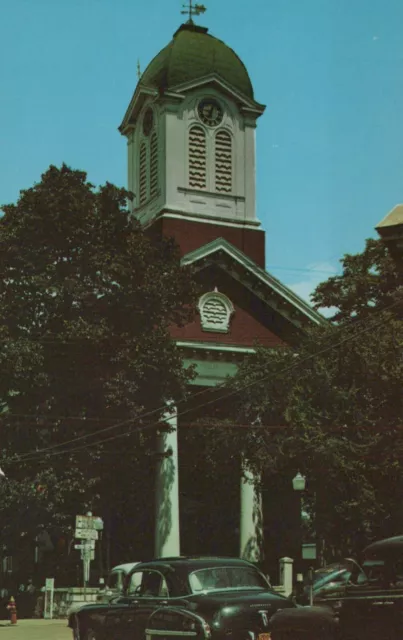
xmin=298 ymin=562 xmax=367 ymax=607
xmin=68 ymin=556 xmax=296 ymax=640
xmin=270 ymin=534 xmax=403 ymax=640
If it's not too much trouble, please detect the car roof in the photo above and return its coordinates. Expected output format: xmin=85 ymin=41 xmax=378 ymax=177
xmin=132 ymin=556 xmax=257 ymax=572
xmin=364 ymin=535 xmax=403 ymax=558
xmin=111 ymin=562 xmax=141 ymax=574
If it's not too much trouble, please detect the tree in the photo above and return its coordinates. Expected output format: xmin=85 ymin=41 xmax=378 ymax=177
xmin=0 ymin=165 xmax=198 ymax=568
xmin=196 ymin=237 xmax=403 ymax=560
xmin=312 ymin=237 xmax=401 ymax=322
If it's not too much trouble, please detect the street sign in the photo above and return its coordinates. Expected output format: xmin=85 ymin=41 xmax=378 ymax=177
xmin=76 ymin=515 xmax=104 ymax=530
xmin=75 ymin=513 xmax=103 ymax=599
xmin=75 ymin=540 xmax=95 ymax=550
xmin=76 ymin=515 xmax=94 ymax=529
xmin=75 ymin=528 xmax=98 ymax=540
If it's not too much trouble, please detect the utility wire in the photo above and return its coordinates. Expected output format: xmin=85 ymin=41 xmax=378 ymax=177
xmin=9 ymin=297 xmax=401 ymax=466
xmin=2 ymin=295 xmax=399 ymax=428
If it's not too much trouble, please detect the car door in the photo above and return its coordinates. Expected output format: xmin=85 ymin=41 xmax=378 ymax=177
xmin=104 ymin=570 xmax=144 ymax=640
xmin=132 ymin=569 xmax=172 ymax=640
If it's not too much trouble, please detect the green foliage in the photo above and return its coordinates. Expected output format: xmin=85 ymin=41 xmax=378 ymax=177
xmin=312 ymin=238 xmax=401 ymax=322
xmin=0 ymin=164 xmax=198 ymax=554
xmin=201 ymin=237 xmax=403 ymax=558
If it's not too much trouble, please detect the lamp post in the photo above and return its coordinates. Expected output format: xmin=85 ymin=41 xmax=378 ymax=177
xmin=292 ymin=472 xmax=306 ymax=590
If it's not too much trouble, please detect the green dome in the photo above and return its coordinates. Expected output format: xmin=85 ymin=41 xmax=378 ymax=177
xmin=140 ymin=23 xmax=254 ymax=99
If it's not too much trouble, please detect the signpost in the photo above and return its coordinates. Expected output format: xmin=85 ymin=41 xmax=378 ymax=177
xmin=75 ymin=512 xmax=104 ymax=601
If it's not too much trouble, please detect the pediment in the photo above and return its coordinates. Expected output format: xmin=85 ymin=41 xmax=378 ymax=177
xmin=163 ymin=73 xmax=266 ymax=114
xmin=119 ymin=74 xmax=265 ymax=134
xmin=181 ymin=238 xmax=326 ymax=332
xmin=119 ymin=85 xmax=158 ymax=134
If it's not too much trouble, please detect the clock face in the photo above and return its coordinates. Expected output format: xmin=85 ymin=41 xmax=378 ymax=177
xmin=142 ymin=108 xmax=154 ymax=136
xmin=197 ymin=99 xmax=223 ymax=127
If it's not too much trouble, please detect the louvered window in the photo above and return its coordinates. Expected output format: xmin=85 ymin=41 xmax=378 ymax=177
xmin=215 ymin=130 xmax=232 ymax=193
xmin=139 ymin=143 xmax=147 ymax=205
xmin=149 ymin=133 xmax=158 ymax=199
xmin=188 ymin=126 xmax=207 ymax=189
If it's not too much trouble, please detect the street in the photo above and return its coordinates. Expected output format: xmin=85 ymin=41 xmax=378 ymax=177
xmin=0 ymin=620 xmax=71 ymax=639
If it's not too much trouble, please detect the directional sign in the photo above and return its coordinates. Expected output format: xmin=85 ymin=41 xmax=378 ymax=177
xmin=75 ymin=540 xmax=95 ymax=550
xmin=75 ymin=528 xmax=98 ymax=540
xmin=76 ymin=515 xmax=94 ymax=529
xmin=76 ymin=515 xmax=104 ymax=530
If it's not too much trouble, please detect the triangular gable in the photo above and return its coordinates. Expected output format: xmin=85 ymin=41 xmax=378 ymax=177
xmin=119 ymin=74 xmax=265 ymax=134
xmin=163 ymin=73 xmax=266 ymax=114
xmin=181 ymin=238 xmax=326 ymax=330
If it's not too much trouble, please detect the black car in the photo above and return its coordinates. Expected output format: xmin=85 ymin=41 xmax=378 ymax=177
xmin=68 ymin=556 xmax=296 ymax=640
xmin=270 ymin=534 xmax=403 ymax=640
xmin=299 ymin=563 xmax=367 ymax=607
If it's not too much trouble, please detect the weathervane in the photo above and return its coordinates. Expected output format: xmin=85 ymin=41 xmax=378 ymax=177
xmin=181 ymin=0 xmax=207 ymax=23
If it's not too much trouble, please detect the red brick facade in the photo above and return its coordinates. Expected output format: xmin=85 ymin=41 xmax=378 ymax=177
xmin=170 ymin=300 xmax=284 ymax=348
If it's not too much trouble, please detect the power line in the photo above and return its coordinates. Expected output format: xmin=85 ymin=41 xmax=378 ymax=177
xmin=1 ymin=295 xmax=399 ymax=430
xmin=9 ymin=297 xmax=401 ymax=467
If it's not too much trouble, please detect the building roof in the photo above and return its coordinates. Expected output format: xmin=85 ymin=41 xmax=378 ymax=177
xmin=139 ymin=22 xmax=254 ymax=99
xmin=376 ymin=204 xmax=403 ymax=230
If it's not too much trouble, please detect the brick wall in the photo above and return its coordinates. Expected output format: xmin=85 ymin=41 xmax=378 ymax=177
xmin=170 ymin=300 xmax=284 ymax=348
xmin=150 ymin=215 xmax=266 ymax=268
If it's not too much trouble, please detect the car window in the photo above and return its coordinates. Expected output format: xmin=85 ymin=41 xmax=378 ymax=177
xmin=135 ymin=570 xmax=169 ymax=598
xmin=107 ymin=571 xmax=122 ymax=590
xmin=128 ymin=571 xmax=143 ymax=595
xmin=189 ymin=567 xmax=267 ymax=593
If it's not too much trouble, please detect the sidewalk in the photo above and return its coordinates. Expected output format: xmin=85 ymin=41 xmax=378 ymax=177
xmin=0 ymin=619 xmax=71 ymax=639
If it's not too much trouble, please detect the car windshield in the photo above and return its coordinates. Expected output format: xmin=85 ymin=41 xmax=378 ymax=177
xmin=189 ymin=566 xmax=268 ymax=593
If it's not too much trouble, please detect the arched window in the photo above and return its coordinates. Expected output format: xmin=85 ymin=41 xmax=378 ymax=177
xmin=149 ymin=132 xmax=158 ymax=198
xmin=198 ymin=290 xmax=234 ymax=333
xmin=188 ymin=126 xmax=207 ymax=190
xmin=139 ymin=142 xmax=147 ymax=205
xmin=215 ymin=130 xmax=232 ymax=193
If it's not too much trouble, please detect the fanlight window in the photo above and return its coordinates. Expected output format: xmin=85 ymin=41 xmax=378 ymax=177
xmin=215 ymin=130 xmax=232 ymax=193
xmin=198 ymin=290 xmax=234 ymax=333
xmin=188 ymin=126 xmax=207 ymax=189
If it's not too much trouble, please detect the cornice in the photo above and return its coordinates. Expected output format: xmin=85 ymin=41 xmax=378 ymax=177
xmin=181 ymin=238 xmax=326 ymax=330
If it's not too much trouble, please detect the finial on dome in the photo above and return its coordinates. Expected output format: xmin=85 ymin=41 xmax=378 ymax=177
xmin=137 ymin=59 xmax=142 ymax=81
xmin=181 ymin=0 xmax=207 ymax=24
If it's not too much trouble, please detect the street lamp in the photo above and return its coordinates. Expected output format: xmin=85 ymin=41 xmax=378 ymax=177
xmin=292 ymin=472 xmax=306 ymax=591
xmin=292 ymin=472 xmax=306 ymax=492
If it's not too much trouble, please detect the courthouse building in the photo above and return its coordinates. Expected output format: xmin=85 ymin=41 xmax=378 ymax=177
xmin=118 ymin=16 xmax=324 ymax=564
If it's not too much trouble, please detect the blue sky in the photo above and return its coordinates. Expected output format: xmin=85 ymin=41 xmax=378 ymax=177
xmin=1 ymin=0 xmax=402 ymax=302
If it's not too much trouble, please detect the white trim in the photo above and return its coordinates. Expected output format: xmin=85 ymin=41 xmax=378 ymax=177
xmin=153 ymin=211 xmax=261 ymax=230
xmin=166 ymin=74 xmax=265 ymax=113
xmin=198 ymin=291 xmax=234 ymax=333
xmin=176 ymin=340 xmax=255 ymax=354
xmin=181 ymin=238 xmax=326 ymax=326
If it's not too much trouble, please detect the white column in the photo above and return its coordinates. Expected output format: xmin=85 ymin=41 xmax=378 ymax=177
xmin=155 ymin=406 xmax=180 ymax=557
xmin=279 ymin=557 xmax=294 ymax=597
xmin=240 ymin=462 xmax=263 ymax=562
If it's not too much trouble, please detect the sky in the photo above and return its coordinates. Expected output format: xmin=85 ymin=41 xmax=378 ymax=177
xmin=1 ymin=0 xmax=402 ymax=303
